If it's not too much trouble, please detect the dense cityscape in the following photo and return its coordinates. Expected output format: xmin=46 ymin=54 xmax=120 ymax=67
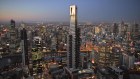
xmin=0 ymin=1 xmax=140 ymax=79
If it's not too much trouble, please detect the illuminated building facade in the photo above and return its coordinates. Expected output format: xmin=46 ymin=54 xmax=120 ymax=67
xmin=67 ymin=5 xmax=80 ymax=69
xmin=94 ymin=45 xmax=122 ymax=67
xmin=98 ymin=46 xmax=112 ymax=67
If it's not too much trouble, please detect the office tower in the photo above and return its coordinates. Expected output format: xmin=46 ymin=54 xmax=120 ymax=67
xmin=21 ymin=28 xmax=29 ymax=65
xmin=112 ymin=23 xmax=119 ymax=36
xmin=132 ymin=23 xmax=139 ymax=36
xmin=67 ymin=5 xmax=80 ymax=69
xmin=111 ymin=47 xmax=122 ymax=66
xmin=122 ymin=53 xmax=135 ymax=69
xmin=118 ymin=21 xmax=128 ymax=37
xmin=11 ymin=19 xmax=15 ymax=29
xmin=9 ymin=19 xmax=17 ymax=53
xmin=75 ymin=27 xmax=80 ymax=68
xmin=51 ymin=37 xmax=56 ymax=51
xmin=94 ymin=45 xmax=123 ymax=67
xmin=98 ymin=46 xmax=112 ymax=67
xmin=67 ymin=35 xmax=73 ymax=68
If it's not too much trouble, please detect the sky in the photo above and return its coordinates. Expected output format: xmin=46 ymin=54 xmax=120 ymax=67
xmin=0 ymin=0 xmax=140 ymax=23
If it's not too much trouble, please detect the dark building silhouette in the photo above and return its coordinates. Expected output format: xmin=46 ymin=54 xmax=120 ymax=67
xmin=11 ymin=19 xmax=15 ymax=29
xmin=133 ymin=23 xmax=139 ymax=35
xmin=113 ymin=23 xmax=119 ymax=35
xmin=9 ymin=19 xmax=17 ymax=53
xmin=68 ymin=35 xmax=73 ymax=68
xmin=75 ymin=27 xmax=80 ymax=68
xmin=21 ymin=28 xmax=29 ymax=65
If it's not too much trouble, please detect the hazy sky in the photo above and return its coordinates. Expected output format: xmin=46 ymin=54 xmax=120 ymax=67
xmin=0 ymin=0 xmax=140 ymax=23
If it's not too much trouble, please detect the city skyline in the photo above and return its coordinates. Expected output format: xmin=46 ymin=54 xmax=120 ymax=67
xmin=0 ymin=0 xmax=140 ymax=23
xmin=0 ymin=3 xmax=140 ymax=79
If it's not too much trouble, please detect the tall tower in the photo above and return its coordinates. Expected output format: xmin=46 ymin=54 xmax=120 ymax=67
xmin=67 ymin=5 xmax=80 ymax=69
xmin=21 ymin=28 xmax=29 ymax=66
xmin=9 ymin=20 xmax=16 ymax=53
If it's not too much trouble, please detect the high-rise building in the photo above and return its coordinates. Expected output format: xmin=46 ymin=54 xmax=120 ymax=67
xmin=111 ymin=47 xmax=122 ymax=66
xmin=67 ymin=5 xmax=80 ymax=69
xmin=98 ymin=46 xmax=112 ymax=67
xmin=111 ymin=23 xmax=119 ymax=36
xmin=118 ymin=21 xmax=128 ymax=38
xmin=122 ymin=53 xmax=135 ymax=69
xmin=11 ymin=19 xmax=15 ymax=29
xmin=132 ymin=23 xmax=139 ymax=36
xmin=94 ymin=45 xmax=122 ymax=67
xmin=75 ymin=27 xmax=80 ymax=68
xmin=21 ymin=28 xmax=29 ymax=65
xmin=9 ymin=19 xmax=17 ymax=53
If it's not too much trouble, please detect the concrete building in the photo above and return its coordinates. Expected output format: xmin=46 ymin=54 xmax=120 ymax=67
xmin=9 ymin=20 xmax=17 ymax=53
xmin=111 ymin=47 xmax=122 ymax=66
xmin=94 ymin=44 xmax=122 ymax=67
xmin=98 ymin=46 xmax=112 ymax=67
xmin=93 ymin=45 xmax=112 ymax=67
xmin=132 ymin=23 xmax=139 ymax=36
xmin=67 ymin=5 xmax=80 ymax=69
xmin=122 ymin=53 xmax=135 ymax=69
xmin=111 ymin=23 xmax=119 ymax=36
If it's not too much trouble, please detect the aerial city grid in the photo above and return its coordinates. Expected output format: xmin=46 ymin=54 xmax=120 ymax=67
xmin=0 ymin=0 xmax=140 ymax=79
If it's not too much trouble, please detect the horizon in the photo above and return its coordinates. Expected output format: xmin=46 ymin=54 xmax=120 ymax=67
xmin=0 ymin=0 xmax=140 ymax=23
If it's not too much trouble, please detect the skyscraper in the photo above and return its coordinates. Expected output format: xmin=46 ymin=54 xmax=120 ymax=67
xmin=67 ymin=5 xmax=80 ymax=69
xmin=9 ymin=19 xmax=17 ymax=53
xmin=11 ymin=19 xmax=15 ymax=29
xmin=21 ymin=28 xmax=29 ymax=65
xmin=112 ymin=23 xmax=119 ymax=36
xmin=75 ymin=27 xmax=80 ymax=68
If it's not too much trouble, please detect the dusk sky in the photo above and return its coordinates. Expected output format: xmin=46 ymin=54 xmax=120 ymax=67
xmin=0 ymin=0 xmax=140 ymax=23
